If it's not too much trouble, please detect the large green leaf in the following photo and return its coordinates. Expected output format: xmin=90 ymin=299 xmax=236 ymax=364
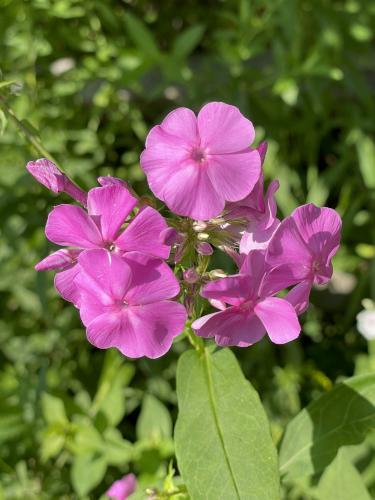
xmin=317 ymin=449 xmax=371 ymax=500
xmin=279 ymin=373 xmax=375 ymax=480
xmin=175 ymin=347 xmax=279 ymax=500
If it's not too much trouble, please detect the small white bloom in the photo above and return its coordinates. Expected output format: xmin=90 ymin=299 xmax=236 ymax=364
xmin=357 ymin=309 xmax=375 ymax=340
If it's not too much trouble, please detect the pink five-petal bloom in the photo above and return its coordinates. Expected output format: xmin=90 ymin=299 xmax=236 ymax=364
xmin=140 ymin=102 xmax=261 ymax=220
xmin=266 ymin=203 xmax=342 ymax=314
xmin=74 ymin=249 xmax=187 ymax=358
xmin=26 ymin=158 xmax=87 ymax=206
xmin=41 ymin=184 xmax=170 ymax=304
xmin=192 ymin=250 xmax=301 ymax=347
xmin=106 ymin=473 xmax=137 ymax=500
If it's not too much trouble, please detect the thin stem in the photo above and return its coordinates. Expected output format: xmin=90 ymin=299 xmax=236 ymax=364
xmin=184 ymin=324 xmax=204 ymax=353
xmin=0 ymin=94 xmax=63 ymax=171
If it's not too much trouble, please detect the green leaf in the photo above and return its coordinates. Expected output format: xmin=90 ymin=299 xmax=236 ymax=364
xmin=173 ymin=25 xmax=205 ymax=59
xmin=41 ymin=393 xmax=68 ymax=426
xmin=92 ymin=350 xmax=134 ymax=427
xmin=317 ymin=449 xmax=371 ymax=500
xmin=71 ymin=454 xmax=107 ymax=497
xmin=356 ymin=133 xmax=375 ymax=189
xmin=175 ymin=348 xmax=279 ymax=500
xmin=136 ymin=394 xmax=172 ymax=442
xmin=279 ymin=373 xmax=375 ymax=480
xmin=123 ymin=12 xmax=160 ymax=60
xmin=103 ymin=428 xmax=133 ymax=466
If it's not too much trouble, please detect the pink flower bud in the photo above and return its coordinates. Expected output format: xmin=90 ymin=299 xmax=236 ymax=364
xmin=160 ymin=227 xmax=183 ymax=246
xmin=106 ymin=473 xmax=137 ymax=500
xmin=183 ymin=268 xmax=199 ymax=284
xmin=26 ymin=158 xmax=87 ymax=206
xmin=196 ymin=242 xmax=213 ymax=255
xmin=35 ymin=249 xmax=81 ymax=271
xmin=97 ymin=175 xmax=128 ymax=187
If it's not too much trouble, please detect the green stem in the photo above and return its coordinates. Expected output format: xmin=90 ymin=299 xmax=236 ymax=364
xmin=0 ymin=94 xmax=64 ymax=171
xmin=185 ymin=324 xmax=204 ymax=353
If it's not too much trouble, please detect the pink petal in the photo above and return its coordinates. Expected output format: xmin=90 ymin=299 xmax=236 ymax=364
xmin=238 ymin=250 xmax=267 ymax=294
xmin=55 ymin=264 xmax=81 ymax=306
xmin=257 ymin=142 xmax=268 ymax=164
xmin=261 ymin=262 xmax=309 ymax=296
xmin=197 ymin=102 xmax=255 ymax=154
xmin=115 ymin=206 xmax=170 ymax=259
xmin=35 ymin=249 xmax=81 ymax=271
xmin=106 ymin=473 xmax=137 ymax=500
xmin=192 ymin=308 xmax=266 ymax=347
xmin=240 ymin=218 xmax=280 ymax=254
xmin=145 ymin=107 xmax=198 ymax=148
xmin=122 ymin=252 xmax=180 ymax=304
xmin=161 ymin=162 xmax=224 ymax=220
xmin=266 ymin=216 xmax=313 ymax=280
xmin=87 ymin=185 xmax=137 ymax=242
xmin=87 ymin=301 xmax=186 ymax=359
xmin=285 ymin=280 xmax=313 ymax=315
xmin=201 ymin=275 xmax=251 ymax=306
xmin=207 ymin=149 xmax=261 ymax=202
xmin=45 ymin=205 xmax=103 ymax=248
xmin=291 ymin=204 xmax=342 ymax=261
xmin=254 ymin=296 xmax=301 ymax=344
xmin=75 ymin=249 xmax=134 ymax=327
xmin=262 ymin=180 xmax=280 ymax=230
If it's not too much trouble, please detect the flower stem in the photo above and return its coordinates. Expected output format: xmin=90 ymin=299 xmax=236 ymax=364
xmin=0 ymin=94 xmax=63 ymax=171
xmin=185 ymin=324 xmax=204 ymax=353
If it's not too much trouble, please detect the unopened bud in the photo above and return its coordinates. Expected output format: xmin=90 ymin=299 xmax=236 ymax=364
xmin=196 ymin=242 xmax=213 ymax=255
xmin=97 ymin=175 xmax=127 ymax=187
xmin=26 ymin=158 xmax=87 ymax=206
xmin=197 ymin=232 xmax=209 ymax=241
xmin=183 ymin=268 xmax=199 ymax=284
xmin=193 ymin=221 xmax=207 ymax=232
xmin=35 ymin=249 xmax=81 ymax=272
xmin=160 ymin=227 xmax=183 ymax=246
xmin=184 ymin=294 xmax=196 ymax=316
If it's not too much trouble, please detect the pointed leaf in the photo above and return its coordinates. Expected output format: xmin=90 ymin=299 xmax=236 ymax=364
xmin=279 ymin=373 xmax=375 ymax=480
xmin=175 ymin=348 xmax=279 ymax=500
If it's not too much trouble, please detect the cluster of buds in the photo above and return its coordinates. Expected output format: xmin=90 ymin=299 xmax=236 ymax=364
xmin=27 ymin=102 xmax=342 ymax=358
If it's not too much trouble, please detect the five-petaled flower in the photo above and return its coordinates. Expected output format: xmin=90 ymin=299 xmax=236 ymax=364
xmin=140 ymin=102 xmax=261 ymax=220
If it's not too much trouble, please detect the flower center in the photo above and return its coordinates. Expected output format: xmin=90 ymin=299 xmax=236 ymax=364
xmin=190 ymin=147 xmax=208 ymax=164
xmin=312 ymin=259 xmax=322 ymax=273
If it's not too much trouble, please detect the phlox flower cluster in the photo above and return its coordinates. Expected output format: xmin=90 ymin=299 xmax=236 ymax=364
xmin=27 ymin=101 xmax=342 ymax=359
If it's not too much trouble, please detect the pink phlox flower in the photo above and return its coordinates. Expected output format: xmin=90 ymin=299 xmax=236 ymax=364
xmin=266 ymin=203 xmax=342 ymax=314
xmin=74 ymin=249 xmax=187 ymax=358
xmin=27 ymin=158 xmax=87 ymax=206
xmin=140 ymin=102 xmax=261 ymax=220
xmin=192 ymin=250 xmax=301 ymax=346
xmin=106 ymin=473 xmax=137 ymax=500
xmin=38 ymin=184 xmax=170 ymax=304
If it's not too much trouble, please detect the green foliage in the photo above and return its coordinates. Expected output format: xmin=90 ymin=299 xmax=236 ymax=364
xmin=279 ymin=373 xmax=375 ymax=481
xmin=175 ymin=348 xmax=279 ymax=499
xmin=1 ymin=0 xmax=375 ymax=497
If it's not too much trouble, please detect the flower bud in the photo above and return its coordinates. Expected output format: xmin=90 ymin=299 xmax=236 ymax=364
xmin=197 ymin=232 xmax=209 ymax=241
xmin=184 ymin=294 xmax=196 ymax=316
xmin=35 ymin=249 xmax=81 ymax=271
xmin=97 ymin=175 xmax=128 ymax=187
xmin=183 ymin=268 xmax=199 ymax=284
xmin=26 ymin=158 xmax=87 ymax=206
xmin=196 ymin=242 xmax=213 ymax=255
xmin=160 ymin=227 xmax=183 ymax=246
xmin=208 ymin=269 xmax=227 ymax=279
xmin=193 ymin=221 xmax=207 ymax=232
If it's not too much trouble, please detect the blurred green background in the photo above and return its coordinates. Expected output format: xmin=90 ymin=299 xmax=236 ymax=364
xmin=1 ymin=0 xmax=375 ymax=498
